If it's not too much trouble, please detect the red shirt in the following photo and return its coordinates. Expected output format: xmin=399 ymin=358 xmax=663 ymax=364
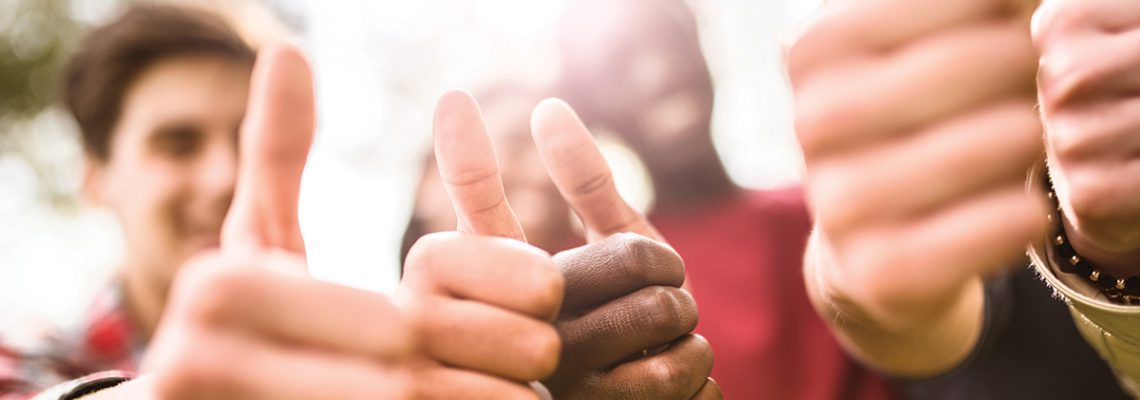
xmin=0 ymin=282 xmax=139 ymax=400
xmin=651 ymin=187 xmax=896 ymax=400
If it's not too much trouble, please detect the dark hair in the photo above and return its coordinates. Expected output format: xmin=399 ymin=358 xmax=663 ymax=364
xmin=62 ymin=3 xmax=255 ymax=161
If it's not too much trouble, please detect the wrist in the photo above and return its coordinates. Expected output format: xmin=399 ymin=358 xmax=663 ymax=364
xmin=1063 ymin=216 xmax=1140 ymax=278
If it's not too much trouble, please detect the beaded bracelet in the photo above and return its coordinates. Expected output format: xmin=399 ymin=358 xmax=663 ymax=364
xmin=1046 ymin=179 xmax=1140 ymax=305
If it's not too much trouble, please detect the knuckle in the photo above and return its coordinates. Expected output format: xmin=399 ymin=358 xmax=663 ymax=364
xmin=172 ymin=261 xmax=251 ymax=325
xmin=784 ymin=22 xmax=831 ymax=86
xmin=507 ymin=243 xmax=563 ymax=317
xmin=403 ymin=232 xmax=457 ymax=280
xmin=403 ymin=235 xmax=439 ymax=273
xmin=616 ymin=234 xmax=654 ymax=285
xmin=641 ymin=287 xmax=696 ymax=337
xmin=806 ymin=172 xmax=861 ymax=238
xmin=622 ymin=233 xmax=683 ymax=275
xmin=692 ymin=334 xmax=714 ymax=363
xmin=794 ymin=92 xmax=863 ymax=158
xmin=1047 ymin=121 xmax=1095 ymax=161
xmin=793 ymin=107 xmax=827 ymax=156
xmin=644 ymin=357 xmax=684 ymax=396
xmin=398 ymin=294 xmax=439 ymax=330
xmin=524 ymin=325 xmax=563 ymax=379
xmin=1039 ymin=56 xmax=1107 ymax=112
xmin=531 ymin=260 xmax=566 ymax=318
xmin=621 ymin=233 xmax=654 ymax=260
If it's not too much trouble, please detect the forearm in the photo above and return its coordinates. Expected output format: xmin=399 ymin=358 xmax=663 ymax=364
xmin=804 ymin=231 xmax=986 ymax=378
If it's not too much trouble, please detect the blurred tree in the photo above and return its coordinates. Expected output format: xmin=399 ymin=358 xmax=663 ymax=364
xmin=0 ymin=0 xmax=291 ymax=209
xmin=0 ymin=0 xmax=85 ymax=208
xmin=0 ymin=0 xmax=81 ymax=124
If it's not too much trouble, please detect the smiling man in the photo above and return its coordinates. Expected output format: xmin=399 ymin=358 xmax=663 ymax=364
xmin=2 ymin=4 xmax=719 ymax=399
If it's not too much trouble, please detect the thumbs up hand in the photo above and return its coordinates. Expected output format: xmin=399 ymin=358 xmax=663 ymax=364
xmin=416 ymin=90 xmax=719 ymax=399
xmin=394 ymin=91 xmax=564 ymax=398
xmin=137 ymin=49 xmax=562 ymax=400
xmin=129 ymin=45 xmax=423 ymax=400
xmin=531 ymin=99 xmax=719 ymax=400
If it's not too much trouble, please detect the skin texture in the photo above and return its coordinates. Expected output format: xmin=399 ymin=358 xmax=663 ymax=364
xmin=429 ymin=91 xmax=721 ymax=399
xmin=787 ymin=0 xmax=1048 ymax=378
xmin=82 ymin=45 xmax=712 ymax=399
xmin=405 ymin=86 xmax=581 ymax=257
xmin=85 ymin=45 xmax=563 ymax=400
xmin=1034 ymin=0 xmax=1140 ymax=277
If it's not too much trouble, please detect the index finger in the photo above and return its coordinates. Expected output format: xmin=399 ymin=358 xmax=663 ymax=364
xmin=433 ymin=90 xmax=527 ymax=242
xmin=530 ymin=98 xmax=662 ymax=243
xmin=221 ymin=43 xmax=315 ymax=255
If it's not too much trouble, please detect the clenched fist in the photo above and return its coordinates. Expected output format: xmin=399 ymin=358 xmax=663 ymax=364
xmin=1035 ymin=0 xmax=1140 ymax=274
xmin=787 ymin=0 xmax=1047 ymax=377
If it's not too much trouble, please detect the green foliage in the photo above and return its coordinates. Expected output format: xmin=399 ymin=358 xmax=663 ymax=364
xmin=0 ymin=0 xmax=82 ymax=123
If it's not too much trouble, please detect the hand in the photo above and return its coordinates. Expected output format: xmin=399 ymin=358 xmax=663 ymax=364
xmin=787 ymin=0 xmax=1047 ymax=377
xmin=394 ymin=91 xmax=566 ymax=399
xmin=1034 ymin=0 xmax=1140 ymax=271
xmin=100 ymin=45 xmax=555 ymax=400
xmin=135 ymin=45 xmax=418 ymax=399
xmin=428 ymin=91 xmax=720 ymax=399
xmin=531 ymin=100 xmax=718 ymax=400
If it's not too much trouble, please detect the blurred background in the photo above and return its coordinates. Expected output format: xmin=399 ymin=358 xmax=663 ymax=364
xmin=0 ymin=0 xmax=822 ymax=332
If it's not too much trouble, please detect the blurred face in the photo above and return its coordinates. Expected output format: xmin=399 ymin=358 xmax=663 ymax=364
xmin=486 ymin=103 xmax=580 ymax=253
xmin=410 ymin=94 xmax=581 ymax=254
xmin=559 ymin=1 xmax=714 ymax=174
xmin=85 ymin=54 xmax=250 ymax=293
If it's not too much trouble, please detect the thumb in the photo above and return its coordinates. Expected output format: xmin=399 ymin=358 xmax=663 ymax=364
xmin=221 ymin=43 xmax=315 ymax=255
xmin=530 ymin=98 xmax=663 ymax=243
xmin=433 ymin=90 xmax=527 ymax=242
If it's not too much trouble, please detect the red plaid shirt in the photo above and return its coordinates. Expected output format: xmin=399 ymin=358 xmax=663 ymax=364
xmin=0 ymin=282 xmax=141 ymax=399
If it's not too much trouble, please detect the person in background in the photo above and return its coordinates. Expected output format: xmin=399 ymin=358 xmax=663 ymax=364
xmin=405 ymin=84 xmax=722 ymax=398
xmin=3 ymin=3 xmax=721 ymax=399
xmin=1 ymin=3 xmax=259 ymax=392
xmin=401 ymin=83 xmax=583 ymax=263
xmin=3 ymin=4 xmax=571 ymax=399
xmin=554 ymin=0 xmax=896 ymax=398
